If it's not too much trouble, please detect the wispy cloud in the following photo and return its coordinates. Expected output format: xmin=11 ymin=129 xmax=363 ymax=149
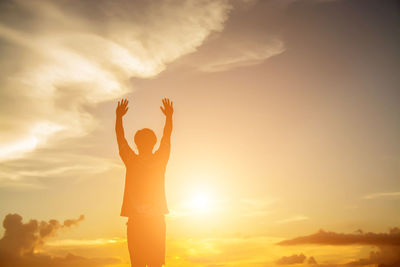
xmin=46 ymin=238 xmax=124 ymax=247
xmin=0 ymin=0 xmax=232 ymax=188
xmin=0 ymin=150 xmax=121 ymax=189
xmin=363 ymin=192 xmax=400 ymax=200
xmin=276 ymin=215 xmax=309 ymax=224
xmin=167 ymin=235 xmax=283 ymax=266
xmin=198 ymin=38 xmax=285 ymax=72
xmin=239 ymin=197 xmax=278 ymax=217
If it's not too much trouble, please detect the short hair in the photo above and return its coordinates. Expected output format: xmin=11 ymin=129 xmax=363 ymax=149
xmin=134 ymin=128 xmax=157 ymax=150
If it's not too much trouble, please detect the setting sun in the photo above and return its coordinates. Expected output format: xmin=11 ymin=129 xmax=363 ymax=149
xmin=190 ymin=192 xmax=212 ymax=213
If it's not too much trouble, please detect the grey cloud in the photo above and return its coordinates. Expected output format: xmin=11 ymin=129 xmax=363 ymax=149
xmin=278 ymin=228 xmax=400 ymax=246
xmin=276 ymin=253 xmax=306 ymax=265
xmin=0 ymin=213 xmax=119 ymax=267
xmin=0 ymin=213 xmax=84 ymax=256
xmin=308 ymin=256 xmax=318 ymax=264
xmin=344 ymin=246 xmax=400 ymax=267
xmin=278 ymin=228 xmax=400 ymax=267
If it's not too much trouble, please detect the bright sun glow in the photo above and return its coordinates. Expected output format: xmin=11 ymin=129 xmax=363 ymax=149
xmin=189 ymin=192 xmax=213 ymax=213
xmin=192 ymin=193 xmax=210 ymax=212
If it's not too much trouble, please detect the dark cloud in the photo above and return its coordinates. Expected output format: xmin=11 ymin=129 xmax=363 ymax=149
xmin=2 ymin=252 xmax=119 ymax=267
xmin=276 ymin=253 xmax=306 ymax=265
xmin=0 ymin=213 xmax=84 ymax=256
xmin=344 ymin=246 xmax=400 ymax=267
xmin=0 ymin=213 xmax=119 ymax=267
xmin=278 ymin=228 xmax=400 ymax=246
xmin=308 ymin=256 xmax=317 ymax=265
xmin=377 ymin=261 xmax=400 ymax=267
xmin=276 ymin=253 xmax=319 ymax=266
xmin=63 ymin=215 xmax=85 ymax=227
xmin=278 ymin=228 xmax=400 ymax=267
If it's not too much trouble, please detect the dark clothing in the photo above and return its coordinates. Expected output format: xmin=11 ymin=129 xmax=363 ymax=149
xmin=127 ymin=215 xmax=166 ymax=266
xmin=118 ymin=140 xmax=170 ymax=217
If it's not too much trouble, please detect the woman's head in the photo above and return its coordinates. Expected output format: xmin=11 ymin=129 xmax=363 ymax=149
xmin=134 ymin=128 xmax=157 ymax=154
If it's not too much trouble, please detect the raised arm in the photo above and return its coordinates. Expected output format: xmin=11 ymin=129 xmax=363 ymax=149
xmin=157 ymin=98 xmax=173 ymax=158
xmin=115 ymin=99 xmax=134 ymax=163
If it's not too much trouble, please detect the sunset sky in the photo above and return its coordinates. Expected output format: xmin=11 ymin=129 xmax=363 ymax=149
xmin=0 ymin=0 xmax=399 ymax=266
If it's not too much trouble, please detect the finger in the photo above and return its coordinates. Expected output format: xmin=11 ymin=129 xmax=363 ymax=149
xmin=160 ymin=106 xmax=165 ymax=114
xmin=171 ymin=101 xmax=173 ymax=108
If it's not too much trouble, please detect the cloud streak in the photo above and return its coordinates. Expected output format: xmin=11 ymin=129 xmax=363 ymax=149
xmin=198 ymin=38 xmax=285 ymax=72
xmin=276 ymin=215 xmax=309 ymax=224
xmin=363 ymin=192 xmax=400 ymax=200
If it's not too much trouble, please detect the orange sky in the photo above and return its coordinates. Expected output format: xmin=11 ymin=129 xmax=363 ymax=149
xmin=0 ymin=0 xmax=399 ymax=266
